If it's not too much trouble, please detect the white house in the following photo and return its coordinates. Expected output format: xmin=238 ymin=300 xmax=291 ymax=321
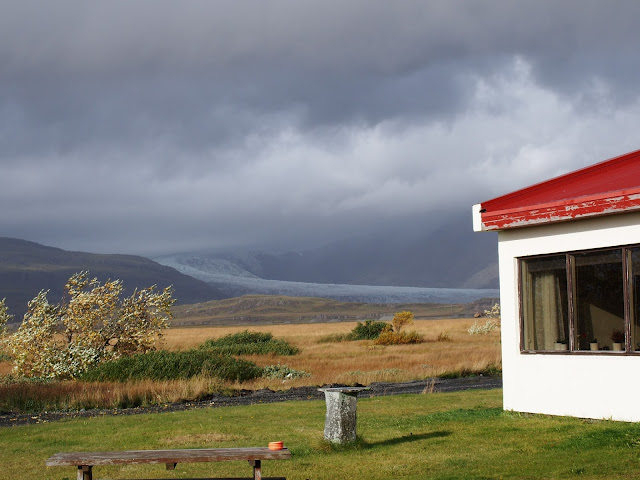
xmin=473 ymin=148 xmax=640 ymax=421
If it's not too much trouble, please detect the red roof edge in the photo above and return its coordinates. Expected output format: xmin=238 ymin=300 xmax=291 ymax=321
xmin=475 ymin=148 xmax=640 ymax=231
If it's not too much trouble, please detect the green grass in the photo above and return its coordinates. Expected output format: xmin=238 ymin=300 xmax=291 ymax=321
xmin=199 ymin=330 xmax=300 ymax=356
xmin=81 ymin=350 xmax=264 ymax=382
xmin=6 ymin=389 xmax=640 ymax=479
xmin=317 ymin=320 xmax=389 ymax=343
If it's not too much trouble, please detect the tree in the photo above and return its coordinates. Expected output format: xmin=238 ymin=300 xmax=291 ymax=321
xmin=6 ymin=272 xmax=175 ymax=379
xmin=0 ymin=298 xmax=12 ymax=338
xmin=392 ymin=310 xmax=414 ymax=333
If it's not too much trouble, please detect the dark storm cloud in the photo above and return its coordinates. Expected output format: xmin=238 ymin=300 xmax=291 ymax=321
xmin=2 ymin=1 xmax=640 ymax=254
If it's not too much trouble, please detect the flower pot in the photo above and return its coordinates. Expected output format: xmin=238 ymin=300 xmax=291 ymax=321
xmin=554 ymin=342 xmax=568 ymax=351
xmin=612 ymin=342 xmax=623 ymax=351
xmin=590 ymin=342 xmax=599 ymax=351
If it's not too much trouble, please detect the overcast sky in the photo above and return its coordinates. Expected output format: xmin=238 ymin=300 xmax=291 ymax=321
xmin=2 ymin=1 xmax=640 ymax=255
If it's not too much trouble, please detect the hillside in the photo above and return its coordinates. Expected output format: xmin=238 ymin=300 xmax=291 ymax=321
xmin=171 ymin=294 xmax=499 ymax=326
xmin=0 ymin=238 xmax=226 ymax=321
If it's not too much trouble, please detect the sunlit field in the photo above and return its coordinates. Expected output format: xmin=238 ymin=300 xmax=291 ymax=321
xmin=0 ymin=317 xmax=501 ymax=412
xmin=163 ymin=317 xmax=501 ymax=389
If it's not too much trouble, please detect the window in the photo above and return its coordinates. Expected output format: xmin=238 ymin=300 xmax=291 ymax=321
xmin=520 ymin=245 xmax=640 ymax=354
xmin=573 ymin=250 xmax=624 ymax=351
xmin=521 ymin=255 xmax=569 ymax=351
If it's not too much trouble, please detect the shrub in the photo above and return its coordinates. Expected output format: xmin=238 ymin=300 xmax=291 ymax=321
xmin=374 ymin=330 xmax=423 ymax=345
xmin=316 ymin=321 xmax=390 ymax=343
xmin=370 ymin=310 xmax=422 ymax=345
xmin=469 ymin=303 xmax=501 ymax=335
xmin=468 ymin=319 xmax=500 ymax=335
xmin=199 ymin=330 xmax=299 ymax=356
xmin=262 ymin=364 xmax=310 ymax=380
xmin=5 ymin=272 xmax=174 ymax=379
xmin=81 ymin=350 xmax=263 ymax=383
xmin=348 ymin=320 xmax=390 ymax=340
xmin=208 ymin=330 xmax=273 ymax=345
xmin=392 ymin=311 xmax=414 ymax=333
xmin=436 ymin=331 xmax=452 ymax=342
xmin=484 ymin=303 xmax=501 ymax=319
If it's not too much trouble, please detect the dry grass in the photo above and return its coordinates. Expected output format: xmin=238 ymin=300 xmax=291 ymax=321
xmin=0 ymin=361 xmax=12 ymax=375
xmin=0 ymin=377 xmax=229 ymax=412
xmin=163 ymin=318 xmax=501 ymax=390
xmin=0 ymin=318 xmax=501 ymax=412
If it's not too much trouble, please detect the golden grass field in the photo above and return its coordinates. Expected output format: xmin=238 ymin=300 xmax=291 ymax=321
xmin=162 ymin=317 xmax=501 ymax=389
xmin=0 ymin=317 xmax=501 ymax=411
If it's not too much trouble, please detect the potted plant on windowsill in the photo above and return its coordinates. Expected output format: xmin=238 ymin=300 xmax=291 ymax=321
xmin=611 ymin=329 xmax=625 ymax=351
xmin=590 ymin=338 xmax=599 ymax=351
xmin=554 ymin=339 xmax=568 ymax=351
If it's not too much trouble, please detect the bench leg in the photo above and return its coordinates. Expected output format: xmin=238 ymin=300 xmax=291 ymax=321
xmin=77 ymin=465 xmax=92 ymax=480
xmin=249 ymin=459 xmax=262 ymax=480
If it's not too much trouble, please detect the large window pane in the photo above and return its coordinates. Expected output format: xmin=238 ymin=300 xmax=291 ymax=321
xmin=521 ymin=255 xmax=569 ymax=351
xmin=630 ymin=248 xmax=640 ymax=351
xmin=574 ymin=250 xmax=624 ymax=351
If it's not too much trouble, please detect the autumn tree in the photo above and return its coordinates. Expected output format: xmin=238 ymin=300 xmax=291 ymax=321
xmin=6 ymin=272 xmax=175 ymax=379
xmin=392 ymin=310 xmax=414 ymax=333
xmin=374 ymin=310 xmax=422 ymax=345
xmin=0 ymin=298 xmax=12 ymax=338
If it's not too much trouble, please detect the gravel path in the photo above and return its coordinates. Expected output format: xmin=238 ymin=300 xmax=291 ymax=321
xmin=0 ymin=375 xmax=501 ymax=428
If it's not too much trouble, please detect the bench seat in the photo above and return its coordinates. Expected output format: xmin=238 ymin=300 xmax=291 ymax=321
xmin=46 ymin=447 xmax=290 ymax=480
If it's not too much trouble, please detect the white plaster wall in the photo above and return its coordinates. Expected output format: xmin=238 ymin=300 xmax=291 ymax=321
xmin=498 ymin=211 xmax=640 ymax=422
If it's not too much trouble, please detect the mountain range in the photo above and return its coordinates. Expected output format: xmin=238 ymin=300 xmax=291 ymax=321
xmin=0 ymin=237 xmax=225 ymax=322
xmin=0 ymin=214 xmax=499 ymax=321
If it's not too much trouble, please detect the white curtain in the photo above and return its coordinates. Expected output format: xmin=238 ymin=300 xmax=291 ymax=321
xmin=523 ymin=265 xmax=565 ymax=350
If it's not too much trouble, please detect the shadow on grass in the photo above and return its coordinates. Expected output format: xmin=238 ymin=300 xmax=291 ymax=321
xmin=366 ymin=431 xmax=451 ymax=448
xmin=321 ymin=431 xmax=451 ymax=452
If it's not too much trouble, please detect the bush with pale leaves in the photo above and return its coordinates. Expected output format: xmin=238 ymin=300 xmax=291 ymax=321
xmin=468 ymin=303 xmax=501 ymax=335
xmin=0 ymin=298 xmax=11 ymax=337
xmin=5 ymin=272 xmax=175 ymax=379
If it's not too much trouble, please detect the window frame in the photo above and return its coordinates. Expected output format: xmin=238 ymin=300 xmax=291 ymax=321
xmin=519 ymin=244 xmax=637 ymax=355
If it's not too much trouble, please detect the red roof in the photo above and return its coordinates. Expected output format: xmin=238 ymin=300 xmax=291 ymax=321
xmin=476 ymin=148 xmax=640 ymax=231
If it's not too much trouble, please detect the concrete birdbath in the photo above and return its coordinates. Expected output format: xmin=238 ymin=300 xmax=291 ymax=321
xmin=318 ymin=386 xmax=370 ymax=444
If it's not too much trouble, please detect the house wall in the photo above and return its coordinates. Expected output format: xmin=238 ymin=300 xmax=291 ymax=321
xmin=498 ymin=210 xmax=640 ymax=421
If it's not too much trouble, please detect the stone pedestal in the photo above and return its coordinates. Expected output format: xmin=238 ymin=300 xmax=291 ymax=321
xmin=319 ymin=387 xmax=370 ymax=444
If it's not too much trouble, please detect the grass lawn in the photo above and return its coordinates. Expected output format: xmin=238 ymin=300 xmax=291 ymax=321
xmin=4 ymin=388 xmax=640 ymax=479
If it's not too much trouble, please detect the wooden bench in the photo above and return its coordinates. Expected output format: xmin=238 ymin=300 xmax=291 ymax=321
xmin=45 ymin=446 xmax=291 ymax=480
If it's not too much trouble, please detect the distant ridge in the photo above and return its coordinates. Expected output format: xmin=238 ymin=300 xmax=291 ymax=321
xmin=171 ymin=294 xmax=500 ymax=327
xmin=0 ymin=237 xmax=226 ymax=321
xmin=155 ymin=252 xmax=499 ymax=305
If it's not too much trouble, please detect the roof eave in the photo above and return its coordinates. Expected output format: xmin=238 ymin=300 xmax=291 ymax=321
xmin=478 ymin=191 xmax=640 ymax=231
